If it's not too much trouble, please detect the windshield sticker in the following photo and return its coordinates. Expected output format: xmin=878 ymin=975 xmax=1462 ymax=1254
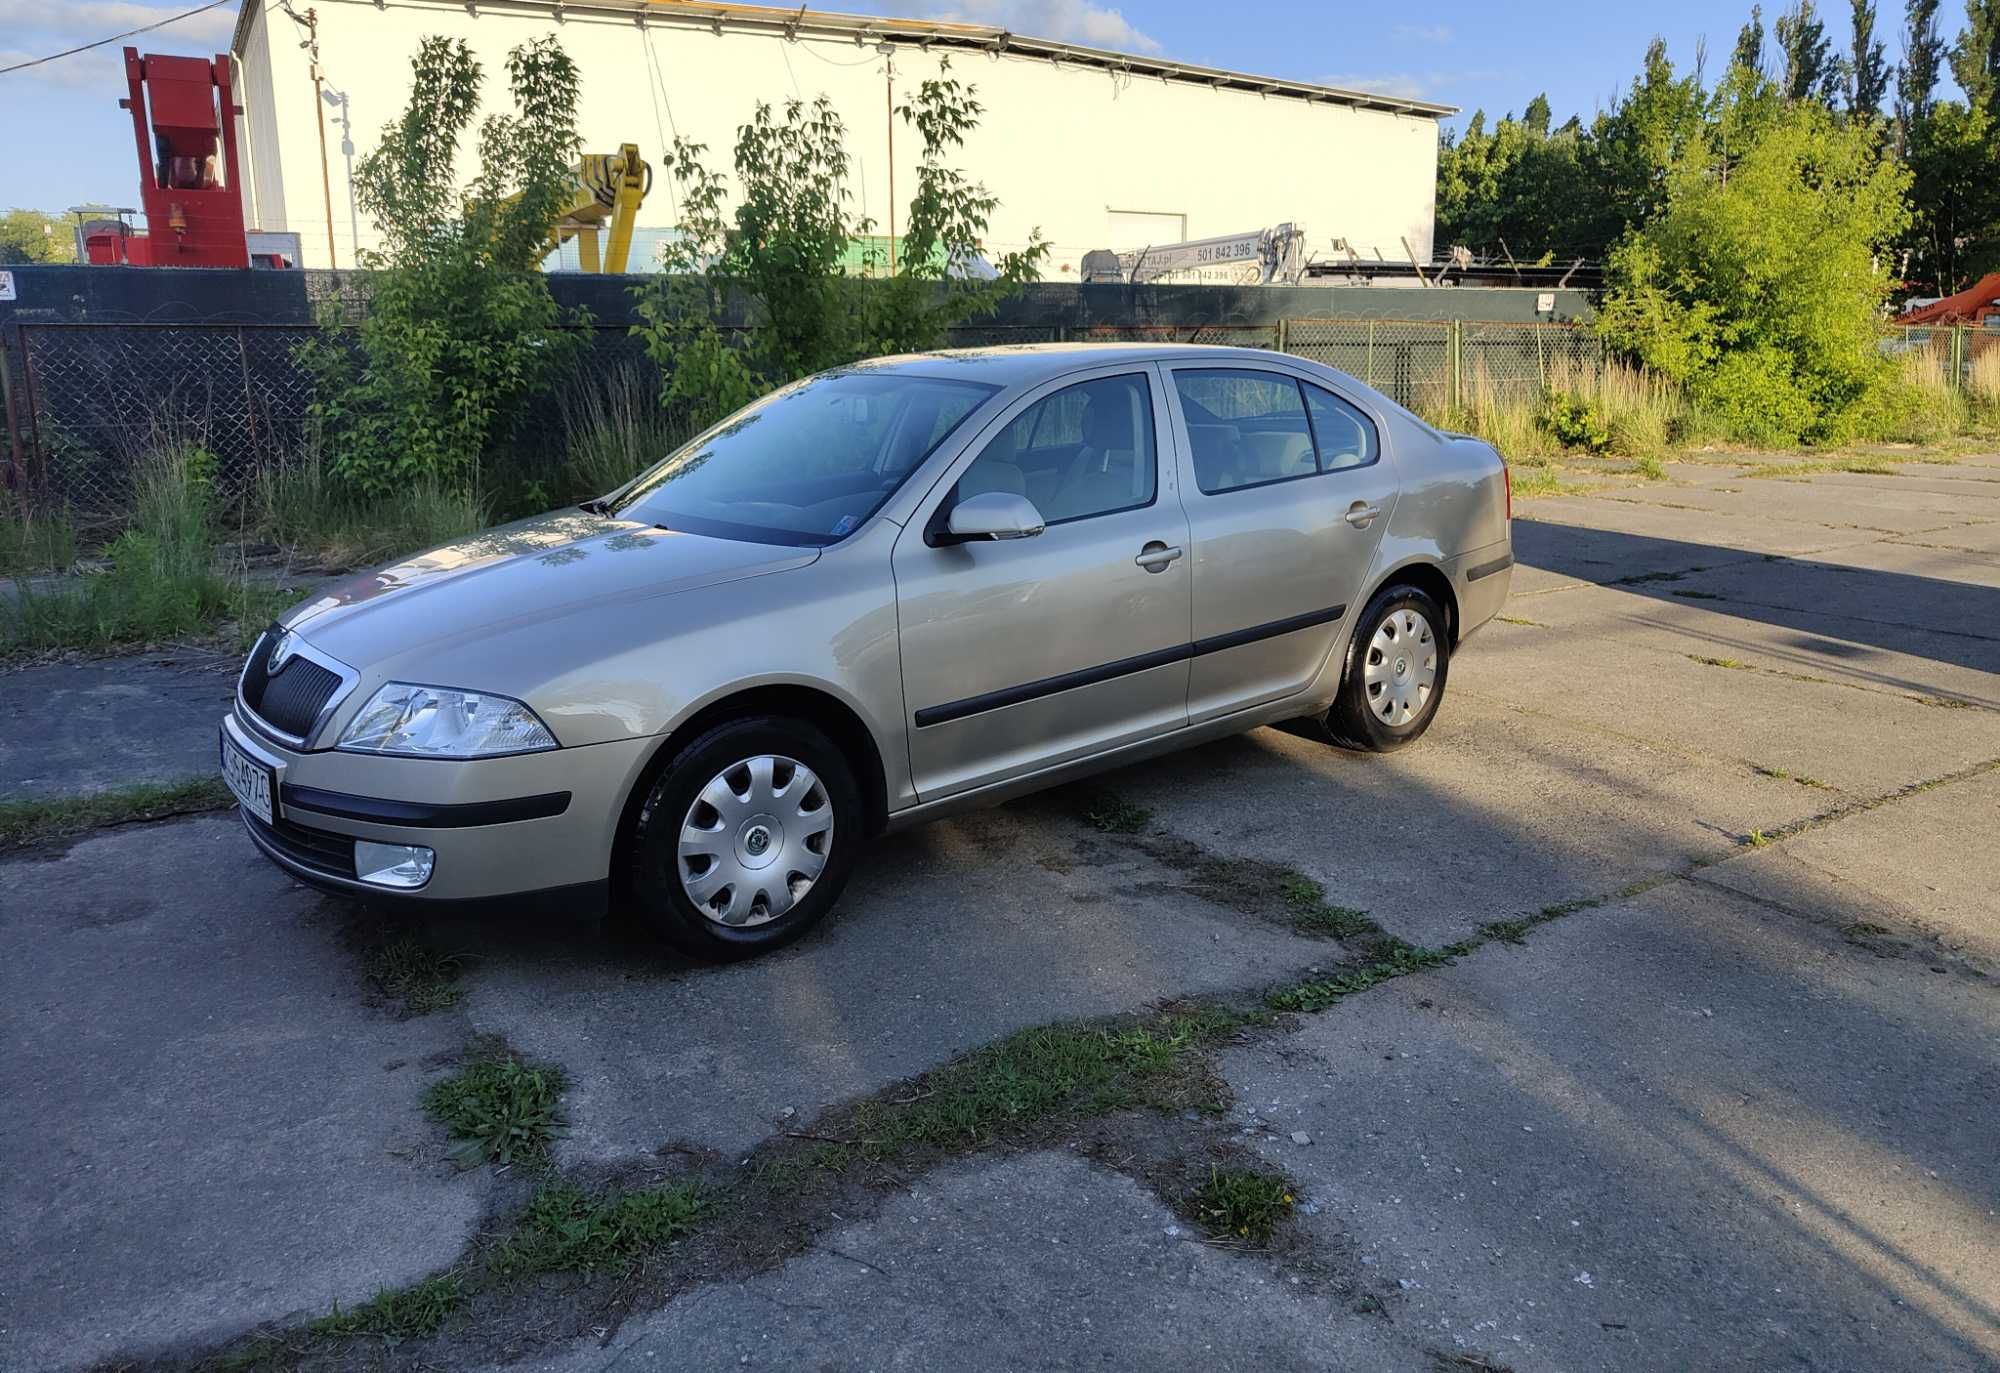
xmin=830 ymin=514 xmax=859 ymax=537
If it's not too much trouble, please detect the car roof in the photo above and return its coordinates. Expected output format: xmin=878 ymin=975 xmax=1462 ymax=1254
xmin=850 ymin=342 xmax=1298 ymax=387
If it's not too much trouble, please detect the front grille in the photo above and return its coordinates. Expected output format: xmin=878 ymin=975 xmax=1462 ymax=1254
xmin=243 ymin=808 xmax=356 ymax=880
xmin=240 ymin=627 xmax=343 ymax=740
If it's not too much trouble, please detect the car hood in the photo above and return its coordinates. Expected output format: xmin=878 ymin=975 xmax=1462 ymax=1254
xmin=281 ymin=509 xmax=818 ymax=672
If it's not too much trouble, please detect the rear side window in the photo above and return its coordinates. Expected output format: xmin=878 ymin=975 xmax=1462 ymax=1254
xmin=1172 ymin=370 xmax=1316 ymax=494
xmin=1303 ymin=383 xmax=1380 ymax=471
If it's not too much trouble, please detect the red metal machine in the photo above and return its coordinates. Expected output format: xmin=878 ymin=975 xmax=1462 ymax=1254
xmin=86 ymin=47 xmax=256 ymax=268
xmin=1896 ymin=273 xmax=2000 ymax=327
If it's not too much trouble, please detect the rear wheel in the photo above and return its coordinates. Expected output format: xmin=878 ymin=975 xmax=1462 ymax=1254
xmin=1324 ymin=585 xmax=1449 ymax=752
xmin=626 ymin=716 xmax=861 ymax=960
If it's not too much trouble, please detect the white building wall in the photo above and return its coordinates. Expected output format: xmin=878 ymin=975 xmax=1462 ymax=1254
xmin=235 ymin=0 xmax=1441 ymax=274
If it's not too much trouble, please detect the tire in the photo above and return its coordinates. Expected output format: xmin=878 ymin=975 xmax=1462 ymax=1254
xmin=626 ymin=715 xmax=862 ymax=961
xmin=1324 ymin=584 xmax=1451 ymax=753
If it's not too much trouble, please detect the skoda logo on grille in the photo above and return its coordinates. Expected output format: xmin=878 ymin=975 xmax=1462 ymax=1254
xmin=269 ymin=631 xmax=299 ymax=674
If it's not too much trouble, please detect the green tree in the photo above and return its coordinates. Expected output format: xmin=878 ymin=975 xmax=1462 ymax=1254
xmin=1847 ymin=0 xmax=1892 ymax=114
xmin=1734 ymin=6 xmax=1769 ymax=73
xmin=296 ymin=36 xmax=586 ymax=494
xmin=1952 ymin=0 xmax=2000 ymax=114
xmin=1598 ymin=75 xmax=1913 ymax=444
xmin=1901 ymin=98 xmax=2000 ymax=292
xmin=0 ymin=209 xmax=77 ymax=264
xmin=1776 ymin=1 xmax=1842 ymax=101
xmin=1896 ymin=0 xmax=1948 ymax=126
xmin=632 ymin=58 xmax=1047 ymax=431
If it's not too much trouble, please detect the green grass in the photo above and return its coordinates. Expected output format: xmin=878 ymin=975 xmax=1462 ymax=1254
xmin=1281 ymin=875 xmax=1378 ymax=939
xmin=0 ymin=777 xmax=234 ymax=851
xmin=1084 ymin=792 xmax=1152 ymax=834
xmin=361 ymin=937 xmax=465 ymax=1016
xmin=1495 ymin=614 xmax=1545 ymax=627
xmin=492 ymin=1179 xmax=709 ymax=1275
xmin=424 ymin=1052 xmax=567 ymax=1169
xmin=1687 ymin=654 xmax=1749 ymax=670
xmin=1185 ymin=1166 xmax=1296 ymax=1243
xmin=1746 ymin=829 xmax=1773 ymax=848
xmin=307 ymin=1273 xmax=463 ymax=1338
xmin=0 ymin=506 xmax=78 ymax=575
xmin=1265 ymin=938 xmax=1456 ymax=1013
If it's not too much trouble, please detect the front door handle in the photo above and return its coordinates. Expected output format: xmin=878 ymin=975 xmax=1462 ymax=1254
xmin=1135 ymin=541 xmax=1184 ymax=573
xmin=1344 ymin=501 xmax=1383 ymax=529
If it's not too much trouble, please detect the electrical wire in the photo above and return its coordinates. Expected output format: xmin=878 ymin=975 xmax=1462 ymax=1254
xmin=0 ymin=0 xmax=236 ymax=77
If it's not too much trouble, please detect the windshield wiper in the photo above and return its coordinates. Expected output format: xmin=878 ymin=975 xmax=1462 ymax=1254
xmin=578 ymin=497 xmax=613 ymax=516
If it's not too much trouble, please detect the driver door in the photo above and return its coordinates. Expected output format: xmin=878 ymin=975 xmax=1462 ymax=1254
xmin=892 ymin=366 xmax=1193 ymax=801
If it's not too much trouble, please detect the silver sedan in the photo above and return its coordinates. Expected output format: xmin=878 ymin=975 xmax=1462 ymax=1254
xmin=220 ymin=345 xmax=1513 ymax=958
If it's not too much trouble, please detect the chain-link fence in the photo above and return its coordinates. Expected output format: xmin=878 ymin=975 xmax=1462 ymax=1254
xmin=6 ymin=314 xmax=1623 ymax=520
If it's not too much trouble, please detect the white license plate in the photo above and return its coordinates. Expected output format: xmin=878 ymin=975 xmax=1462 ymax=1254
xmin=220 ymin=731 xmax=276 ymax=826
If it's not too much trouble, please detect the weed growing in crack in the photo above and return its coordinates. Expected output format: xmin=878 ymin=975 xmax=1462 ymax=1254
xmin=1266 ymin=938 xmax=1455 ymax=1013
xmin=307 ymin=1272 xmax=463 ymax=1338
xmin=362 ymin=936 xmax=464 ymax=1016
xmin=1186 ymin=1165 xmax=1296 ymax=1243
xmin=424 ymin=1052 xmax=567 ymax=1169
xmin=1281 ymin=875 xmax=1379 ymax=939
xmin=0 ymin=776 xmax=233 ymax=852
xmin=492 ymin=1180 xmax=709 ymax=1275
xmin=1746 ymin=829 xmax=1773 ymax=848
xmin=1688 ymin=654 xmax=1749 ymax=670
xmin=1671 ymin=590 xmax=1723 ymax=600
xmin=1084 ymin=792 xmax=1152 ymax=833
xmin=1495 ymin=614 xmax=1546 ymax=627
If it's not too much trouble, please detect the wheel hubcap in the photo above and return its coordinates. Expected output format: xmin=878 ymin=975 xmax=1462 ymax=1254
xmin=1364 ymin=608 xmax=1437 ymax=727
xmin=677 ymin=755 xmax=833 ymax=927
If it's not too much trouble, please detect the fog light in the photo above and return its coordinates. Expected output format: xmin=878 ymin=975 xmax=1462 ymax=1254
xmin=355 ymin=840 xmax=435 ymax=890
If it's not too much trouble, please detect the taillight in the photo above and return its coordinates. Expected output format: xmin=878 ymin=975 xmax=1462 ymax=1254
xmin=1503 ymin=462 xmax=1513 ymax=523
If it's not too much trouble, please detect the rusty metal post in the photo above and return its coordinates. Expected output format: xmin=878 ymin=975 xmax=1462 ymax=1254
xmin=0 ymin=332 xmax=29 ymax=519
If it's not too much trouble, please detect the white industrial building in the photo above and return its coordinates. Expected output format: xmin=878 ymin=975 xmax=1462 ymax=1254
xmin=229 ymin=0 xmax=1450 ymax=274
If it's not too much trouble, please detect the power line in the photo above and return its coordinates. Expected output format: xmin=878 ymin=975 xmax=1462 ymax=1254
xmin=0 ymin=0 xmax=235 ymax=78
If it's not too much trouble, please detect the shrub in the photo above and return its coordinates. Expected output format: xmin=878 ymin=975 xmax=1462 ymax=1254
xmin=1539 ymin=392 xmax=1611 ymax=453
xmin=297 ymin=36 xmax=587 ymax=496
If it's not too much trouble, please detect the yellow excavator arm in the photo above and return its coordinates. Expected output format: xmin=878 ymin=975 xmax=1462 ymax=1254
xmin=540 ymin=143 xmax=651 ymax=273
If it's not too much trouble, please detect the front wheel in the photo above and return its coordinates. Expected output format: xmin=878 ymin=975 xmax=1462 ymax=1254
xmin=1324 ymin=585 xmax=1450 ymax=752
xmin=626 ymin=716 xmax=862 ymax=960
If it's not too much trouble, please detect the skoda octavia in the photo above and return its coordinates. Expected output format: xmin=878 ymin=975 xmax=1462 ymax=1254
xmin=222 ymin=345 xmax=1513 ymax=959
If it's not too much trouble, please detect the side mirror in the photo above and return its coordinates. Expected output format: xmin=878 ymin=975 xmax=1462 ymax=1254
xmin=943 ymin=491 xmax=1046 ymax=543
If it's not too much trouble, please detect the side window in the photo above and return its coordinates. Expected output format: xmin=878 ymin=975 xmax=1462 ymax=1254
xmin=1304 ymin=384 xmax=1380 ymax=472
xmin=951 ymin=373 xmax=1157 ymax=524
xmin=1172 ymin=369 xmax=1316 ymax=494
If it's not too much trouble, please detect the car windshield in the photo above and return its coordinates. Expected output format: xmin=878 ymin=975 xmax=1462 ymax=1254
xmin=607 ymin=371 xmax=1000 ymax=546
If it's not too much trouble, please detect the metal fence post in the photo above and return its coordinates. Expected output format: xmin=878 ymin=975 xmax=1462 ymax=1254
xmin=1954 ymin=325 xmax=1967 ymax=390
xmin=1277 ymin=318 xmax=1288 ymax=355
xmin=1366 ymin=320 xmax=1375 ymax=388
xmin=1449 ymin=321 xmax=1463 ymax=412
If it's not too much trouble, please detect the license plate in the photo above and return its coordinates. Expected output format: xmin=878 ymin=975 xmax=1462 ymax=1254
xmin=220 ymin=730 xmax=276 ymax=826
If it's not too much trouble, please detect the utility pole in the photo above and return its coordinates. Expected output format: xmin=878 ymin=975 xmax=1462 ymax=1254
xmin=307 ymin=9 xmax=336 ymax=269
xmin=878 ymin=42 xmax=896 ymax=276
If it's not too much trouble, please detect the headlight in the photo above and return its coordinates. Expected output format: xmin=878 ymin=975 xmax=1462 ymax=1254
xmin=337 ymin=683 xmax=558 ymax=757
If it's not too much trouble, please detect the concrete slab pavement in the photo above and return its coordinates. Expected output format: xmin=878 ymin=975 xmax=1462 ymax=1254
xmin=0 ymin=817 xmax=491 ymax=1372
xmin=1219 ymin=876 xmax=2000 ymax=1373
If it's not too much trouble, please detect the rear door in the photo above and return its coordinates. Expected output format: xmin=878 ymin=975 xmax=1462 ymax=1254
xmin=892 ymin=365 xmax=1192 ymax=800
xmin=1162 ymin=362 xmax=1399 ymax=722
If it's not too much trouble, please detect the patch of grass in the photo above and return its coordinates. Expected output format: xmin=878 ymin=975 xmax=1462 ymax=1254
xmin=361 ymin=937 xmax=464 ymax=1016
xmin=1746 ymin=829 xmax=1773 ymax=848
xmin=1671 ymin=589 xmax=1723 ymax=600
xmin=255 ymin=441 xmax=486 ymax=571
xmin=492 ymin=1179 xmax=709 ymax=1275
xmin=843 ymin=1006 xmax=1250 ymax=1155
xmin=1084 ymin=791 xmax=1152 ymax=833
xmin=307 ymin=1272 xmax=463 ymax=1338
xmin=1266 ymin=938 xmax=1454 ymax=1013
xmin=423 ymin=1052 xmax=567 ymax=1169
xmin=0 ymin=506 xmax=78 ymax=575
xmin=1495 ymin=614 xmax=1545 ymax=627
xmin=1688 ymin=654 xmax=1749 ymax=670
xmin=1614 ymin=568 xmax=1692 ymax=585
xmin=1185 ymin=1165 xmax=1296 ymax=1243
xmin=558 ymin=364 xmax=689 ymax=504
xmin=1632 ymin=454 xmax=1667 ymax=481
xmin=1281 ymin=875 xmax=1378 ymax=939
xmin=0 ymin=776 xmax=234 ymax=851
xmin=1508 ymin=463 xmax=1565 ymax=498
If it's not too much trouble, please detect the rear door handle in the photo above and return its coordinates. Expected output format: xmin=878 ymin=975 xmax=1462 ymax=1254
xmin=1135 ymin=542 xmax=1184 ymax=572
xmin=1344 ymin=501 xmax=1382 ymax=529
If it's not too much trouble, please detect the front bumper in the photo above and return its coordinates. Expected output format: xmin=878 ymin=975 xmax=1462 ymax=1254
xmin=221 ymin=709 xmax=655 ymax=901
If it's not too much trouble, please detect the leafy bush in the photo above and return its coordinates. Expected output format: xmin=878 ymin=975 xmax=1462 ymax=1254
xmin=633 ymin=58 xmax=1047 ymax=430
xmin=297 ymin=36 xmax=587 ymax=496
xmin=1597 ymin=70 xmax=1912 ymax=447
xmin=1539 ymin=392 xmax=1611 ymax=453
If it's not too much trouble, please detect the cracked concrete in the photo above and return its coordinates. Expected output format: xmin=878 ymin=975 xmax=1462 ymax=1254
xmin=3 ymin=450 xmax=1997 ymax=1370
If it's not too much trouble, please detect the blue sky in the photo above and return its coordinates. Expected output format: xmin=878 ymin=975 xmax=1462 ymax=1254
xmin=0 ymin=0 xmax=1971 ymax=214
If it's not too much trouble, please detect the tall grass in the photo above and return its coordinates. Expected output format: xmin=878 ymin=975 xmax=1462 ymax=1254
xmin=0 ymin=505 xmax=78 ymax=576
xmin=1871 ymin=348 xmax=1971 ymax=442
xmin=254 ymin=438 xmax=485 ymax=570
xmin=558 ymin=365 xmax=684 ymax=503
xmin=1421 ymin=362 xmax=1557 ymax=462
xmin=3 ymin=444 xmax=296 ymax=654
xmin=1547 ymin=356 xmax=1680 ymax=458
xmin=1967 ymin=345 xmax=2000 ymax=423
